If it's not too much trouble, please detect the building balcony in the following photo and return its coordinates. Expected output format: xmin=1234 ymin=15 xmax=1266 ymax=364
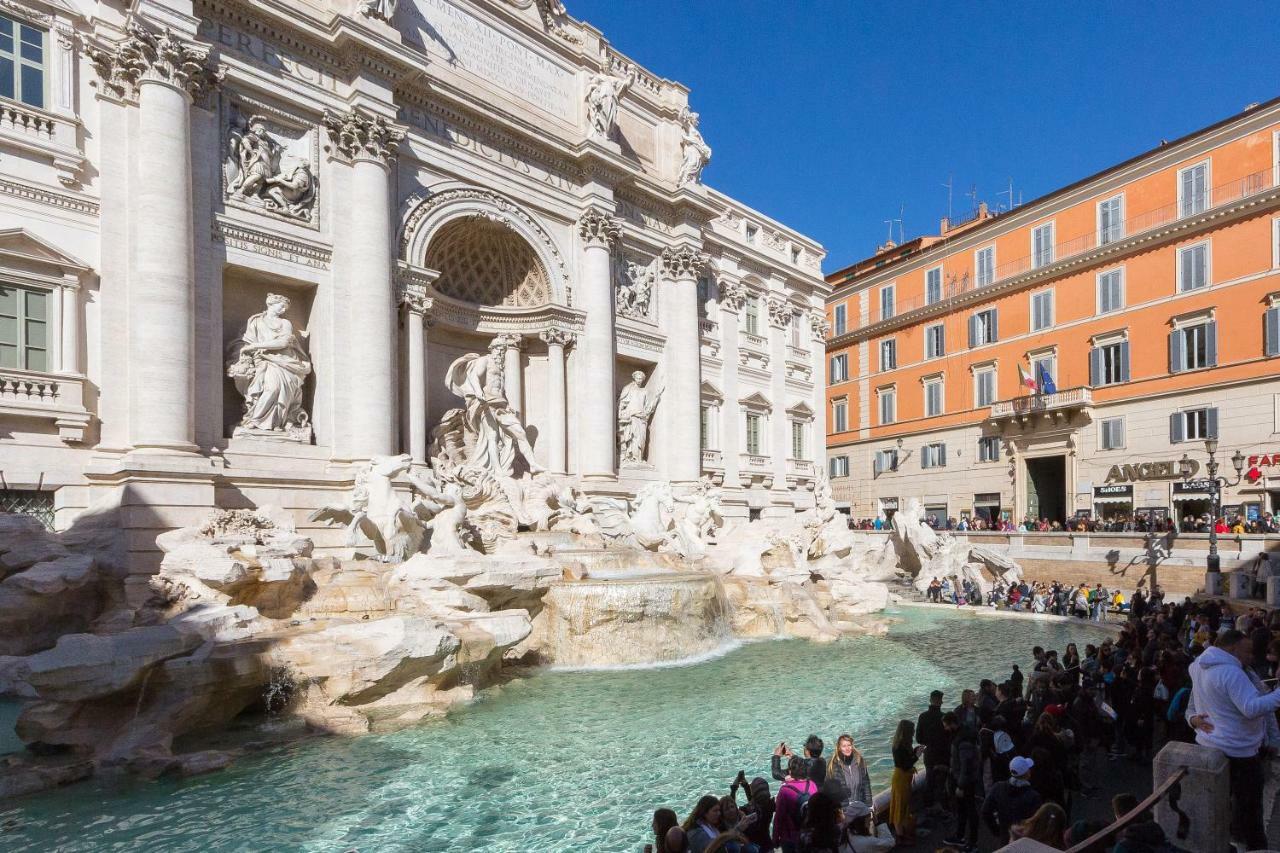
xmin=0 ymin=99 xmax=85 ymax=187
xmin=990 ymin=386 xmax=1092 ymax=422
xmin=786 ymin=344 xmax=810 ymax=362
xmin=0 ymin=368 xmax=92 ymax=442
xmin=740 ymin=452 xmax=771 ymax=472
xmin=740 ymin=331 xmax=768 ymax=353
xmin=787 ymin=458 xmax=815 ymax=477
xmin=699 ymin=318 xmax=717 ymax=338
xmin=701 ymin=448 xmax=723 ymax=469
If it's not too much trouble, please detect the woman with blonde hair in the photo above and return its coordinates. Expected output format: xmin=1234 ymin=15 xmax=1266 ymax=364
xmin=888 ymin=719 xmax=921 ymax=843
xmin=1011 ymin=802 xmax=1068 ymax=849
xmin=825 ymin=733 xmax=872 ymax=813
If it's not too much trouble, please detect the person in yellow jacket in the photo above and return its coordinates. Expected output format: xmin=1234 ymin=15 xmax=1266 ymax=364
xmin=1112 ymin=589 xmax=1126 ymax=614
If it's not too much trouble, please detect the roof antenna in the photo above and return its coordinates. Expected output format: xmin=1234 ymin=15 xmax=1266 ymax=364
xmin=898 ymin=203 xmax=906 ymax=244
xmin=941 ymin=175 xmax=953 ymax=224
xmin=999 ymin=178 xmax=1016 ymax=211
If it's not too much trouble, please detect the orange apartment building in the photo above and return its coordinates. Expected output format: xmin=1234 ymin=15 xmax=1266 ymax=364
xmin=825 ymin=98 xmax=1280 ymax=528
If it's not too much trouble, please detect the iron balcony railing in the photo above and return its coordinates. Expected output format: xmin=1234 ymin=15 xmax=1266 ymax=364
xmin=862 ymin=168 xmax=1276 ymax=329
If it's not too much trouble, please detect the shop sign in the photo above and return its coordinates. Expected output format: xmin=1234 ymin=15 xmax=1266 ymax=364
xmin=1105 ymin=460 xmax=1198 ymax=483
xmin=1245 ymin=454 xmax=1280 ymax=483
xmin=1173 ymin=479 xmax=1215 ymax=493
xmin=1094 ymin=484 xmax=1133 ymax=497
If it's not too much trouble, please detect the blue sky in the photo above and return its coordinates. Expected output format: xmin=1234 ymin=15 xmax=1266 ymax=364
xmin=571 ymin=0 xmax=1280 ymax=271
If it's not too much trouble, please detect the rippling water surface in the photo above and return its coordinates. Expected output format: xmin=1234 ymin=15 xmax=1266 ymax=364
xmin=0 ymin=607 xmax=1112 ymax=852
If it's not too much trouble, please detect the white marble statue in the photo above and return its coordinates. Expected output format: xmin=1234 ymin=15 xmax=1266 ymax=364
xmin=227 ymin=116 xmax=316 ymax=221
xmin=677 ymin=108 xmax=712 ymax=187
xmin=406 ymin=467 xmax=471 ymax=556
xmin=357 ymin=0 xmax=397 ymax=22
xmin=615 ymin=257 xmax=654 ymax=319
xmin=226 ymin=293 xmax=312 ymax=441
xmin=441 ymin=339 xmax=544 ymax=477
xmin=672 ymin=480 xmax=722 ymax=559
xmin=309 ymin=454 xmax=424 ymax=562
xmin=617 ymin=370 xmax=661 ymax=465
xmin=586 ymin=65 xmax=635 ymax=140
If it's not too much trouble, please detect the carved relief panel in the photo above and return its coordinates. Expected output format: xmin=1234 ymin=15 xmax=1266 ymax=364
xmin=614 ymin=252 xmax=656 ymax=322
xmin=222 ymin=99 xmax=319 ymax=226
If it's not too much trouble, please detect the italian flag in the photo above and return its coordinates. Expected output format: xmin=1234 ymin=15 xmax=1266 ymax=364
xmin=1018 ymin=363 xmax=1037 ymax=392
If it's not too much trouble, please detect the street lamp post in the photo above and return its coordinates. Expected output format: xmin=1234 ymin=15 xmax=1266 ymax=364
xmin=1180 ymin=439 xmax=1246 ymax=580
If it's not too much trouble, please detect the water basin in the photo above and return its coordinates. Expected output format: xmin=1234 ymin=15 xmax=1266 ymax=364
xmin=0 ymin=607 xmax=1113 ymax=852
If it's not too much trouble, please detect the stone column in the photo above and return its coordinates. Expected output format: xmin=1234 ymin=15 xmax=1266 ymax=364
xmin=59 ymin=284 xmax=80 ymax=375
xmin=91 ymin=25 xmax=219 ymax=453
xmin=577 ymin=208 xmax=621 ymax=482
xmin=766 ymin=295 xmax=791 ymax=497
xmin=540 ymin=328 xmax=574 ymax=474
xmin=661 ymin=246 xmax=708 ymax=485
xmin=809 ymin=309 xmax=830 ymax=472
xmin=402 ymin=291 xmax=432 ymax=463
xmin=498 ymin=333 xmax=524 ymax=418
xmin=325 ymin=108 xmax=404 ymax=460
xmin=718 ymin=280 xmax=746 ymax=490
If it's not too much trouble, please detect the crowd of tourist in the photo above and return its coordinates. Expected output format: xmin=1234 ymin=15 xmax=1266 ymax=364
xmin=644 ymin=596 xmax=1280 ymax=853
xmin=923 ymin=577 xmax=1166 ymax=622
xmin=847 ymin=511 xmax=1280 ymax=535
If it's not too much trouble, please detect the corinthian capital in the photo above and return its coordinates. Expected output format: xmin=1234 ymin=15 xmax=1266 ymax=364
xmin=660 ymin=245 xmax=708 ymax=280
xmin=324 ymin=108 xmax=405 ymax=163
xmin=539 ymin=328 xmax=576 ymax=349
xmin=577 ymin=207 xmax=620 ymax=248
xmin=718 ymin=278 xmax=746 ymax=313
xmin=399 ymin=288 xmax=433 ymax=317
xmin=809 ymin=310 xmax=831 ymax=341
xmin=87 ymin=21 xmax=222 ymax=101
xmin=766 ymin=295 xmax=791 ymax=329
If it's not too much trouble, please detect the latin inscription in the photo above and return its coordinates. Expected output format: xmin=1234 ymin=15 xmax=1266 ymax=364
xmin=399 ymin=105 xmax=575 ymax=191
xmin=197 ymin=20 xmax=339 ymax=93
xmin=409 ymin=0 xmax=574 ymax=122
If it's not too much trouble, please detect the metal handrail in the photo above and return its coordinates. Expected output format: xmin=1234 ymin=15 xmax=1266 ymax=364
xmin=1064 ymin=766 xmax=1188 ymax=852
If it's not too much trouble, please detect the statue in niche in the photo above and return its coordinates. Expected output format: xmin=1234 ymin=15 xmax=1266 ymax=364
xmin=677 ymin=108 xmax=712 ymax=188
xmin=227 ymin=116 xmax=316 ymax=221
xmin=586 ymin=65 xmax=635 ymax=140
xmin=617 ymin=370 xmax=662 ymax=465
xmin=357 ymin=0 xmax=397 ymax=22
xmin=615 ymin=257 xmax=653 ymax=319
xmin=439 ymin=337 xmax=544 ymax=478
xmin=226 ymin=293 xmax=312 ymax=442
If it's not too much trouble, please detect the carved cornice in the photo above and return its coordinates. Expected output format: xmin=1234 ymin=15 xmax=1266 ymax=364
xmin=86 ymin=21 xmax=222 ymax=102
xmin=0 ymin=177 xmax=98 ymax=217
xmin=539 ymin=327 xmax=576 ymax=349
xmin=661 ymin=245 xmax=708 ymax=280
xmin=578 ymin=207 xmax=620 ymax=248
xmin=212 ymin=216 xmax=331 ymax=268
xmin=323 ymin=108 xmax=405 ymax=164
xmin=765 ymin=294 xmax=791 ymax=329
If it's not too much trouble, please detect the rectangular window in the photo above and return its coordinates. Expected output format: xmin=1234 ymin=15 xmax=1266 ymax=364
xmin=1091 ymin=341 xmax=1129 ymax=386
xmin=925 ymin=266 xmax=943 ymax=304
xmin=1171 ymin=407 xmax=1218 ymax=442
xmin=832 ymin=304 xmax=847 ymax=336
xmin=975 ymin=246 xmax=995 ymax=287
xmin=924 ymin=378 xmax=944 ymax=417
xmin=878 ymin=389 xmax=896 ymax=425
xmin=829 ymin=353 xmax=848 ymax=383
xmin=791 ymin=421 xmax=805 ymax=458
xmin=1100 ymin=416 xmax=1126 ymax=450
xmin=925 ymin=323 xmax=945 ymax=359
xmin=1098 ymin=195 xmax=1124 ymax=245
xmin=832 ymin=400 xmax=848 ymax=433
xmin=745 ymin=413 xmax=763 ymax=454
xmin=745 ymin=297 xmax=760 ymax=335
xmin=0 ymin=284 xmax=48 ymax=371
xmin=790 ymin=311 xmax=802 ymax=347
xmin=700 ymin=406 xmax=710 ymax=450
xmin=879 ymin=339 xmax=896 ymax=371
xmin=746 ymin=224 xmax=757 ymax=245
xmin=970 ymin=309 xmax=998 ymax=347
xmin=1032 ymin=222 xmax=1055 ymax=268
xmin=974 ymin=367 xmax=996 ymax=407
xmin=1178 ymin=242 xmax=1209 ymax=292
xmin=921 ymin=443 xmax=947 ymax=469
xmin=0 ymin=15 xmax=46 ymax=109
xmin=1170 ymin=321 xmax=1216 ymax=372
xmin=1031 ymin=354 xmax=1057 ymax=386
xmin=829 ymin=456 xmax=849 ymax=478
xmin=1031 ymin=290 xmax=1054 ymax=332
xmin=978 ymin=435 xmax=1001 ymax=462
xmin=874 ymin=449 xmax=898 ymax=475
xmin=1179 ymin=161 xmax=1209 ymax=218
xmin=880 ymin=284 xmax=895 ymax=320
xmin=1097 ymin=268 xmax=1124 ymax=314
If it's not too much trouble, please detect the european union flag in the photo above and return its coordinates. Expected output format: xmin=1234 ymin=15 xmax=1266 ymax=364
xmin=1037 ymin=362 xmax=1057 ymax=395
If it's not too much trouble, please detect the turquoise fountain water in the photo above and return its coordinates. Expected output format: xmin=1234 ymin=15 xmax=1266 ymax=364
xmin=0 ymin=608 xmax=1112 ymax=852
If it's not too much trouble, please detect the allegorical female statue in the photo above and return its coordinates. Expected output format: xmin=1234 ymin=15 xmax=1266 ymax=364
xmin=617 ymin=370 xmax=662 ymax=465
xmin=226 ymin=293 xmax=312 ymax=441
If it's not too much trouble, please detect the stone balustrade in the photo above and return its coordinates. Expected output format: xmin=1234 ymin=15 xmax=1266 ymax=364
xmin=740 ymin=452 xmax=770 ymax=471
xmin=990 ymin=385 xmax=1093 ymax=419
xmin=787 ymin=458 xmax=814 ymax=476
xmin=785 ymin=344 xmax=809 ymax=362
xmin=739 ymin=331 xmax=767 ymax=352
xmin=700 ymin=448 xmax=722 ymax=469
xmin=698 ymin=318 xmax=717 ymax=338
xmin=0 ymin=368 xmax=90 ymax=442
xmin=0 ymin=100 xmax=84 ymax=185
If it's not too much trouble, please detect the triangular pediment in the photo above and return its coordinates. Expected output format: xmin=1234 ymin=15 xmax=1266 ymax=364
xmin=786 ymin=400 xmax=815 ymax=419
xmin=0 ymin=228 xmax=89 ymax=274
xmin=739 ymin=391 xmax=772 ymax=411
xmin=699 ymin=379 xmax=723 ymax=402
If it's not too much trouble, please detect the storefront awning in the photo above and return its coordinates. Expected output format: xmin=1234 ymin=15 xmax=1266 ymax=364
xmin=1094 ymin=495 xmax=1134 ymax=505
xmin=1172 ymin=491 xmax=1211 ymax=501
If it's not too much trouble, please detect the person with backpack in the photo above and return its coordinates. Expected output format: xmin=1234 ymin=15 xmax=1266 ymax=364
xmin=772 ymin=756 xmax=816 ymax=853
xmin=944 ymin=712 xmax=982 ymax=851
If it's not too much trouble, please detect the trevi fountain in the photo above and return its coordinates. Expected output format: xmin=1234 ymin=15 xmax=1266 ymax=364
xmin=0 ymin=1 xmax=1063 ymax=849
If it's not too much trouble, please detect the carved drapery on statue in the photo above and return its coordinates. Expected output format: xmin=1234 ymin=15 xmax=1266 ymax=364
xmin=617 ymin=369 xmax=661 ymax=465
xmin=676 ymin=107 xmax=711 ymax=188
xmin=614 ymin=255 xmax=654 ymax=320
xmin=225 ymin=293 xmax=312 ymax=441
xmin=585 ymin=65 xmax=634 ymax=141
xmin=226 ymin=114 xmax=316 ymax=221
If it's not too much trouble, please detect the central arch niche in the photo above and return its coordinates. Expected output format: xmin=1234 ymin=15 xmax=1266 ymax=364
xmin=424 ymin=218 xmax=551 ymax=308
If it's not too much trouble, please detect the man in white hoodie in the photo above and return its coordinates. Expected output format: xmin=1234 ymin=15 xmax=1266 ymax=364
xmin=1187 ymin=628 xmax=1280 ymax=851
